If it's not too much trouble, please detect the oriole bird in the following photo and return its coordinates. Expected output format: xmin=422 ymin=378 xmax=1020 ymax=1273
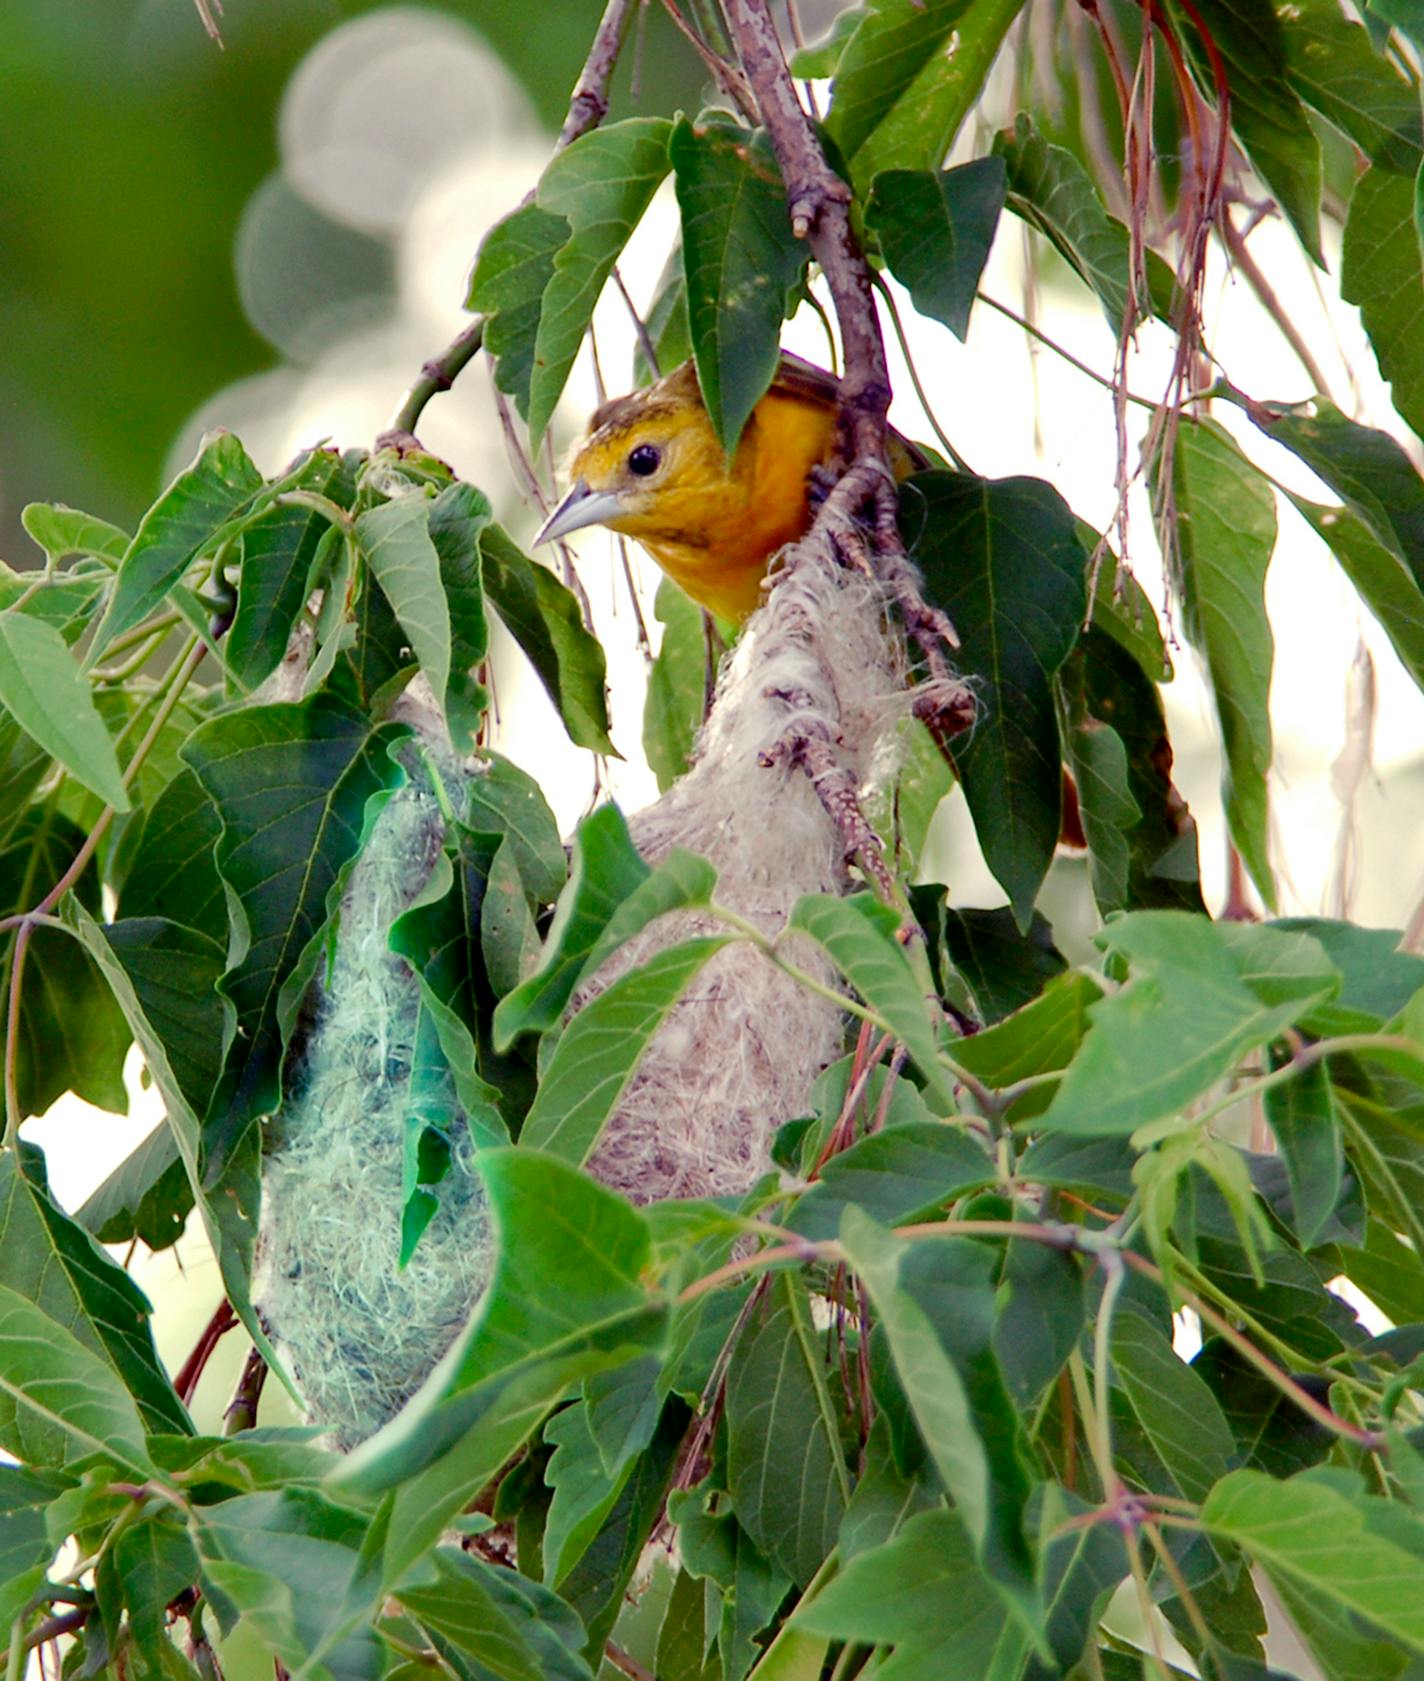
xmin=533 ymin=353 xmax=927 ymax=622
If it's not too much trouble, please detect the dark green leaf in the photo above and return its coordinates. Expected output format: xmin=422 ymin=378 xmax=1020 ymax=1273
xmin=227 ymin=452 xmax=346 ymax=691
xmin=0 ymin=610 xmax=129 ymax=808
xmin=467 ymin=202 xmax=571 ymax=420
xmin=0 ymin=1464 xmax=70 ymax=1629
xmin=117 ymin=766 xmax=227 ymax=946
xmin=521 ymin=936 xmax=730 ymax=1165
xmin=1169 ymin=0 xmax=1324 ymax=260
xmin=1276 ymin=919 xmax=1424 ymax=1036
xmin=75 ymin=1121 xmax=189 ymax=1253
xmin=643 ymin=577 xmax=703 ymax=792
xmin=788 ymin=1120 xmax=995 ymax=1241
xmin=529 ymin=118 xmax=673 ymax=444
xmin=1018 ymin=1134 xmax=1136 ymax=1202
xmin=1263 ymin=1054 xmax=1343 ymax=1249
xmin=950 ymin=969 xmax=1102 ymax=1093
xmin=429 ymin=479 xmax=492 ymax=752
xmin=102 ymin=918 xmax=226 ymax=1119
xmin=655 ymin=1568 xmax=721 ymax=1681
xmin=465 ymin=748 xmax=567 ymax=906
xmin=355 ymin=494 xmax=451 ymax=722
xmin=672 ymin=115 xmax=808 ymax=454
xmin=828 ymin=0 xmax=1027 ymax=188
xmin=726 ymin=1271 xmax=851 ymax=1586
xmin=114 ymin=1512 xmax=199 ymax=1652
xmin=922 ymin=896 xmax=1067 ymax=1023
xmin=1109 ymin=1304 xmax=1233 ymax=1502
xmin=1066 ymin=719 xmax=1138 ymax=915
xmin=1039 ymin=913 xmax=1337 ymax=1135
xmin=1163 ymin=419 xmax=1278 ymax=907
xmin=904 ymin=469 xmax=1088 ymax=926
xmin=480 ymin=524 xmax=615 ymax=755
xmin=1193 ymin=1339 xmax=1334 ymax=1478
xmin=867 ymin=159 xmax=1005 ymax=340
xmin=1343 ymin=166 xmax=1424 ymax=443
xmin=0 ymin=808 xmax=129 ymax=1119
xmin=1027 ymin=1485 xmax=1128 ymax=1679
xmin=1278 ymin=0 xmax=1423 ymax=172
xmin=993 ymin=1234 xmax=1086 ymax=1406
xmin=91 ymin=431 xmax=263 ymax=658
xmin=993 ymin=116 xmax=1174 ymax=332
xmin=183 ymin=692 xmax=408 ymax=1178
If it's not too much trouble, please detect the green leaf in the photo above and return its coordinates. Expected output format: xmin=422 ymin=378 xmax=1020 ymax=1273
xmin=102 ymin=918 xmax=227 ymax=1119
xmin=479 ymin=524 xmax=615 ymax=755
xmin=643 ymin=577 xmax=704 ymax=792
xmin=75 ymin=1120 xmax=190 ymax=1253
xmin=905 ymin=469 xmax=1088 ymax=925
xmin=1278 ymin=0 xmax=1423 ymax=173
xmin=0 ymin=1279 xmax=152 ymax=1474
xmin=950 ymin=969 xmax=1101 ymax=1093
xmin=725 ymin=1271 xmax=851 ymax=1587
xmin=529 ymin=118 xmax=673 ymax=445
xmin=1344 ymin=166 xmax=1424 ymax=443
xmin=465 ymin=748 xmax=567 ymax=906
xmin=521 ymin=936 xmax=731 ymax=1165
xmin=993 ymin=1236 xmax=1086 ymax=1408
xmin=794 ymin=1507 xmax=1026 ymax=1677
xmin=334 ymin=1149 xmax=664 ymax=1574
xmin=0 ymin=1148 xmax=188 ymax=1447
xmin=1164 ymin=418 xmax=1277 ymax=907
xmin=827 ymin=0 xmax=1027 ymax=188
xmin=542 ymin=1398 xmax=635 ymax=1585
xmin=227 ymin=452 xmax=347 ymax=691
xmin=655 ymin=1568 xmax=721 ymax=1681
xmin=481 ymin=834 xmax=541 ymax=998
xmin=397 ymin=1546 xmax=593 ymax=1681
xmin=1202 ymin=1469 xmax=1424 ymax=1652
xmin=672 ymin=115 xmax=808 ymax=455
xmin=789 ymin=7 xmax=865 ymax=76
xmin=1039 ymin=913 xmax=1338 ymax=1136
xmin=183 ymin=692 xmax=408 ymax=1178
xmin=0 ymin=610 xmax=129 ymax=809
xmin=840 ymin=1210 xmax=1038 ymax=1631
xmin=788 ymin=1120 xmax=996 ymax=1241
xmin=117 ymin=767 xmax=227 ymax=946
xmin=867 ymin=159 xmax=1005 ymax=341
xmin=0 ymin=808 xmax=130 ymax=1119
xmin=428 ymin=479 xmax=492 ymax=751
xmin=21 ymin=503 xmax=130 ymax=565
xmin=467 ymin=202 xmax=571 ymax=418
xmin=1169 ymin=0 xmax=1324 ymax=261
xmin=1065 ymin=718 xmax=1138 ymax=915
xmin=1263 ymin=1054 xmax=1343 ymax=1249
xmin=789 ymin=892 xmax=957 ymax=1110
xmin=0 ymin=1464 xmax=70 ymax=1629
xmin=90 ymin=430 xmax=263 ymax=658
xmin=919 ymin=896 xmax=1067 ymax=1024
xmin=1276 ymin=916 xmax=1424 ymax=1035
xmin=114 ymin=1511 xmax=200 ymax=1653
xmin=356 ymin=492 xmax=453 ymax=714
xmin=1109 ymin=1304 xmax=1233 ymax=1502
xmin=992 ymin=116 xmax=1174 ymax=333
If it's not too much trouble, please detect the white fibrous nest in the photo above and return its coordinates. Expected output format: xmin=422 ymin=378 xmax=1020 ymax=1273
xmin=581 ymin=546 xmax=911 ymax=1206
xmin=254 ymin=542 xmax=916 ymax=1448
xmin=254 ymin=741 xmax=492 ymax=1450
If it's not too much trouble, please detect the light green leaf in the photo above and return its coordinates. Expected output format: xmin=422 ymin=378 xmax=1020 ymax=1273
xmin=467 ymin=202 xmax=571 ymax=419
xmin=529 ymin=118 xmax=673 ymax=445
xmin=1279 ymin=0 xmax=1423 ymax=173
xmin=21 ymin=503 xmax=130 ymax=566
xmin=643 ymin=576 xmax=703 ymax=792
xmin=355 ymin=495 xmax=452 ymax=726
xmin=0 ymin=610 xmax=129 ymax=808
xmin=1344 ymin=166 xmax=1424 ymax=442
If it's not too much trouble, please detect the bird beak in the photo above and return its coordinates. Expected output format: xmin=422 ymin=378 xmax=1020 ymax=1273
xmin=532 ymin=480 xmax=626 ymax=546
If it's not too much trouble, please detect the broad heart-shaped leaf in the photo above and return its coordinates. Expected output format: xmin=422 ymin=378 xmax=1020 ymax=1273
xmin=867 ymin=159 xmax=1005 ymax=341
xmin=1202 ymin=1469 xmax=1424 ymax=1653
xmin=1344 ymin=166 xmax=1424 ymax=443
xmin=642 ymin=576 xmax=702 ymax=792
xmin=227 ymin=451 xmax=348 ymax=692
xmin=788 ymin=892 xmax=957 ymax=1110
xmin=840 ymin=1210 xmax=1040 ymax=1640
xmin=528 ymin=118 xmax=673 ymax=446
xmin=520 ymin=936 xmax=731 ymax=1165
xmin=672 ymin=115 xmax=808 ymax=455
xmin=355 ymin=494 xmax=451 ymax=724
xmin=794 ymin=1507 xmax=1028 ymax=1679
xmin=89 ymin=430 xmax=263 ymax=659
xmin=0 ymin=610 xmax=129 ymax=809
xmin=192 ymin=1487 xmax=386 ymax=1680
xmin=467 ymin=202 xmax=570 ymax=419
xmin=183 ymin=693 xmax=409 ymax=1180
xmin=725 ymin=1270 xmax=852 ymax=1588
xmin=0 ymin=808 xmax=129 ymax=1120
xmin=903 ymin=469 xmax=1088 ymax=927
xmin=396 ymin=1546 xmax=593 ymax=1681
xmin=333 ymin=1149 xmax=665 ymax=1575
xmin=1166 ymin=0 xmax=1324 ymax=262
xmin=1165 ymin=418 xmax=1278 ymax=908
xmin=992 ymin=116 xmax=1175 ymax=334
xmin=915 ymin=892 xmax=1067 ymax=1025
xmin=1277 ymin=0 xmax=1423 ymax=172
xmin=0 ymin=1148 xmax=189 ymax=1450
xmin=1038 ymin=913 xmax=1339 ymax=1136
xmin=826 ymin=0 xmax=1025 ymax=189
xmin=0 ymin=1282 xmax=153 ymax=1476
xmin=669 ymin=1478 xmax=789 ymax=1681
xmin=1275 ymin=915 xmax=1424 ymax=1036
xmin=479 ymin=525 xmax=614 ymax=756
xmin=117 ymin=765 xmax=227 ymax=947
xmin=21 ymin=502 xmax=130 ymax=565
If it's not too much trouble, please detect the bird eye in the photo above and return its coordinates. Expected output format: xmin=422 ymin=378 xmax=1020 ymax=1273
xmin=628 ymin=443 xmax=661 ymax=477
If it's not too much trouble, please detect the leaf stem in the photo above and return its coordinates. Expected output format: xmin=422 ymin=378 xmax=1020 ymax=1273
xmin=872 ymin=274 xmax=970 ymax=470
xmin=976 ymin=290 xmax=1158 ymax=410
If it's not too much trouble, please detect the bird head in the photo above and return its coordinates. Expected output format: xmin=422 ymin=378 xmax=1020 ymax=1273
xmin=533 ymin=361 xmax=730 ymax=548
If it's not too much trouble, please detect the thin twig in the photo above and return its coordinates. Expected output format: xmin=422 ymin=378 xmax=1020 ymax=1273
xmin=660 ymin=0 xmax=759 ymax=118
xmin=224 ymin=1346 xmax=268 ymax=1435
